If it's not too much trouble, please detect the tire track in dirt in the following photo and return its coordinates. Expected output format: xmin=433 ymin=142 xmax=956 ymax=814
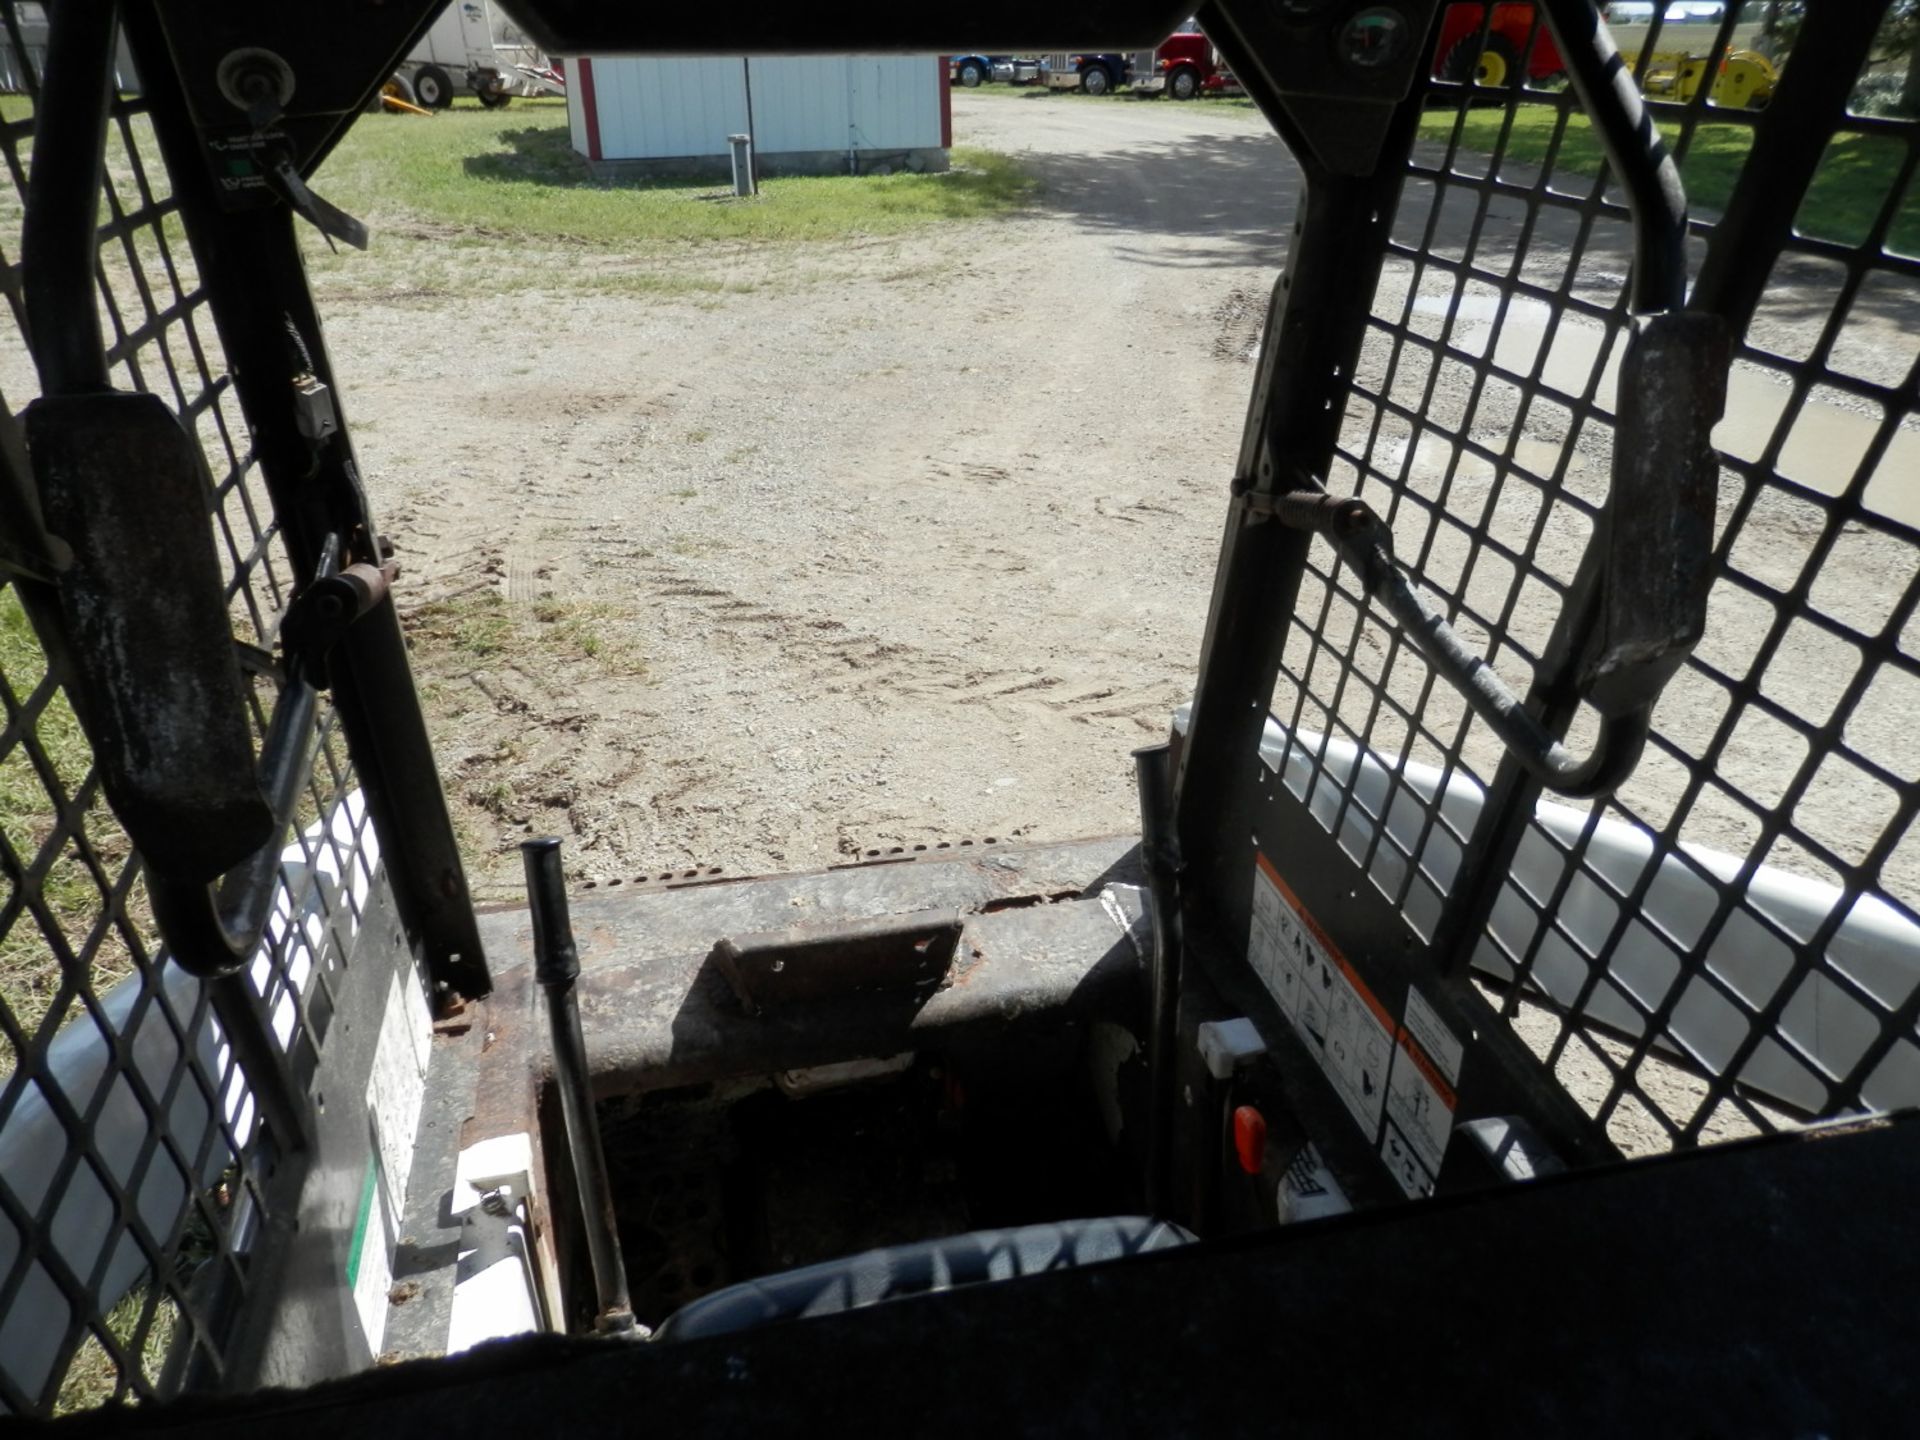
xmin=392 ymin=463 xmax=1190 ymax=900
xmin=334 ymin=100 xmax=1276 ymax=894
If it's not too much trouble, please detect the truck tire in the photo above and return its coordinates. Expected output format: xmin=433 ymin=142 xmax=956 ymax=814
xmin=1081 ymin=64 xmax=1111 ymax=97
xmin=1169 ymin=66 xmax=1200 ymax=101
xmin=413 ymin=64 xmax=454 ymax=109
xmin=958 ymin=59 xmax=986 ymax=88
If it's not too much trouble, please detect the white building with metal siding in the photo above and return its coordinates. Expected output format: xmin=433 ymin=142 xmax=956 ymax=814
xmin=568 ymin=55 xmax=951 ymax=175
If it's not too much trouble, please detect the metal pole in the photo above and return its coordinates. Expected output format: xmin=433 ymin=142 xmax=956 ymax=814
xmin=521 ymin=837 xmax=636 ymax=1336
xmin=22 ymin=0 xmax=115 ymax=397
xmin=1134 ymin=742 xmax=1183 ymax=1218
xmin=742 ymin=56 xmax=758 ymax=186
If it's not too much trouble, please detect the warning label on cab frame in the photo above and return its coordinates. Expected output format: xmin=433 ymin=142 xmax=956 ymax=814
xmin=1248 ymin=853 xmax=1469 ymax=1198
xmin=1249 ymin=854 xmax=1392 ymax=1141
xmin=1383 ymin=990 xmax=1461 ymax=1197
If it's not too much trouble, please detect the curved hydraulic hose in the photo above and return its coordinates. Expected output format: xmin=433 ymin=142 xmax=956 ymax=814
xmin=1536 ymin=0 xmax=1688 ymax=315
xmin=1251 ymin=4 xmax=1704 ymax=798
xmin=22 ymin=0 xmax=116 ymax=397
xmin=1332 ymin=502 xmax=1649 ymax=798
xmin=1263 ymin=489 xmax=1652 ymax=799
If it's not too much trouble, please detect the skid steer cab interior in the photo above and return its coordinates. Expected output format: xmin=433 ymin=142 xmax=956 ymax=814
xmin=2 ymin=0 xmax=1917 ymax=1434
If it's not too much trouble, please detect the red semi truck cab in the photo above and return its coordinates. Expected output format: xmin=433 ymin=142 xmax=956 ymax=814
xmin=1135 ymin=25 xmax=1240 ymax=100
xmin=1140 ymin=7 xmax=1563 ymax=100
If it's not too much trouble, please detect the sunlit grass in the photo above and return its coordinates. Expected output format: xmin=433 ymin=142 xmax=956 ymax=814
xmin=310 ymin=98 xmax=1037 ymax=249
xmin=1418 ymin=104 xmax=1918 ymax=254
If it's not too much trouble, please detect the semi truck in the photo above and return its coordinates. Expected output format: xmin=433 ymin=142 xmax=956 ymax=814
xmin=947 ymin=53 xmax=1044 ymax=86
xmin=386 ymin=0 xmax=560 ymax=108
xmin=1133 ymin=23 xmax=1242 ymax=98
xmin=1138 ymin=7 xmax=1563 ymax=102
xmin=1040 ymin=50 xmax=1151 ymax=94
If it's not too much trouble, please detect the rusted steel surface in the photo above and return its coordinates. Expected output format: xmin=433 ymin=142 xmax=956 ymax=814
xmin=471 ymin=838 xmax=1148 ymax=1096
xmin=712 ymin=909 xmax=964 ymax=1017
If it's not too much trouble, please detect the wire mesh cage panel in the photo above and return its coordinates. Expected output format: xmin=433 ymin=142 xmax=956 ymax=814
xmin=0 ymin=2 xmax=381 ymax=1416
xmin=1270 ymin=1 xmax=1920 ymax=1158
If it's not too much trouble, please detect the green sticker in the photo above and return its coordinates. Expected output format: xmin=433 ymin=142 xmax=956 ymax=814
xmin=345 ymin=1152 xmax=379 ymax=1286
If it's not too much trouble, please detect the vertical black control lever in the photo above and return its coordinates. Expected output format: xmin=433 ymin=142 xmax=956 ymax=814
xmin=522 ymin=837 xmax=639 ymax=1337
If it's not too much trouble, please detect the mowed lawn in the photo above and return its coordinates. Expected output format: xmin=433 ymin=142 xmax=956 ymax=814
xmin=311 ymin=97 xmax=1037 ymax=247
xmin=1418 ymin=104 xmax=1918 ymax=254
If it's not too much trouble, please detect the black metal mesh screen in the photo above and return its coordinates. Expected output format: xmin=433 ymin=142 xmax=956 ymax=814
xmin=1271 ymin=2 xmax=1920 ymax=1157
xmin=0 ymin=4 xmax=375 ymax=1416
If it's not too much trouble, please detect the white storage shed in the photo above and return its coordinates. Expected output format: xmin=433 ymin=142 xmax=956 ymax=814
xmin=567 ymin=55 xmax=951 ymax=176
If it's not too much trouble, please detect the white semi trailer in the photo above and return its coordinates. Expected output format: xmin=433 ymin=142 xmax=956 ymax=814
xmin=388 ymin=0 xmax=562 ymax=108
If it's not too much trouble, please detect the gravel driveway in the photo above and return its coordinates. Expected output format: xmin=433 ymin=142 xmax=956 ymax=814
xmin=332 ymin=94 xmax=1296 ymax=899
xmin=326 ymin=90 xmax=1915 ymax=924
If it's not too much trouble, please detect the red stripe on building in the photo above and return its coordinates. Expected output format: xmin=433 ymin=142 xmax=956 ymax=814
xmin=578 ymin=56 xmax=603 ymax=162
xmin=939 ymin=55 xmax=952 ymax=150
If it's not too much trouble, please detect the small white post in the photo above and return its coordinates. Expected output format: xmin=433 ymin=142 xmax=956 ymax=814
xmin=728 ymin=132 xmax=756 ymax=196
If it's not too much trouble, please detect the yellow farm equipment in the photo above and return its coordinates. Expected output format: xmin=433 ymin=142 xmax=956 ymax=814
xmin=1639 ymin=46 xmax=1777 ymax=108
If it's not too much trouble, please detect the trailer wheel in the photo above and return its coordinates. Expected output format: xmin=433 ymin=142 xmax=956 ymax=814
xmin=958 ymin=60 xmax=985 ymax=88
xmin=1169 ymin=66 xmax=1200 ymax=101
xmin=1081 ymin=64 xmax=1111 ymax=97
xmin=1439 ymin=35 xmax=1520 ymax=93
xmin=364 ymin=75 xmax=413 ymax=113
xmin=477 ymin=87 xmax=512 ymax=109
xmin=413 ymin=64 xmax=454 ymax=109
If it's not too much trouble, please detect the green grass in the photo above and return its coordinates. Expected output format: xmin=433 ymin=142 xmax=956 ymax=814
xmin=529 ymin=597 xmax=647 ymax=671
xmin=0 ymin=589 xmax=140 ymax=1046
xmin=407 ymin=590 xmax=646 ymax=674
xmin=52 ymin=1288 xmax=179 ymax=1415
xmin=403 ymin=590 xmax=517 ymax=660
xmin=1417 ymin=105 xmax=1919 ymax=254
xmin=309 ymin=99 xmax=1036 ymax=252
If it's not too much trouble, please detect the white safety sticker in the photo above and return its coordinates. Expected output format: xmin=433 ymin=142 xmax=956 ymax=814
xmin=1250 ymin=854 xmax=1393 ymax=1142
xmin=352 ymin=964 xmax=432 ymax=1355
xmin=1401 ymin=987 xmax=1465 ymax=1086
xmin=1384 ymin=1019 xmax=1458 ymax=1180
xmin=1381 ymin=1119 xmax=1437 ymax=1199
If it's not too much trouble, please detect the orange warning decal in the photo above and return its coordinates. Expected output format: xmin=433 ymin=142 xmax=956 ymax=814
xmin=1254 ymin=850 xmax=1394 ymax=1034
xmin=1393 ymin=1027 xmax=1457 ymax=1111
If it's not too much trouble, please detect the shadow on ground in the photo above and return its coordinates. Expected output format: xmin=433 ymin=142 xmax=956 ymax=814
xmin=1014 ymin=128 xmax=1300 ymax=269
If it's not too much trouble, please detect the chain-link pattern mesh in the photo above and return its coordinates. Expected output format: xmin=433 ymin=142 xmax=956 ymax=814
xmin=0 ymin=5 xmax=375 ymax=1416
xmin=1271 ymin=2 xmax=1920 ymax=1157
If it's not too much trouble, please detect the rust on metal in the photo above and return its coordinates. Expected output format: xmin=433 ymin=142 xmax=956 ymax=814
xmin=711 ymin=908 xmax=965 ymax=1016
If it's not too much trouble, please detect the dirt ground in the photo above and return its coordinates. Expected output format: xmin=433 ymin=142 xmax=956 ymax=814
xmin=327 ymin=96 xmax=1291 ymax=900
xmin=323 ymin=93 xmax=1918 ymax=918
